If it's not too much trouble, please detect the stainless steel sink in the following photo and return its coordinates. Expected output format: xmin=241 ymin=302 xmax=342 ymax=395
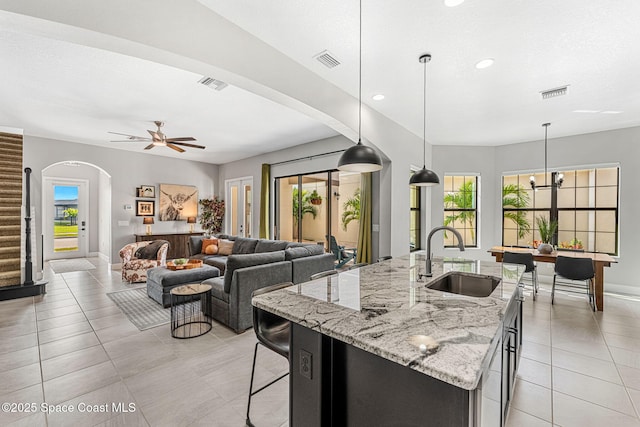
xmin=426 ymin=272 xmax=500 ymax=297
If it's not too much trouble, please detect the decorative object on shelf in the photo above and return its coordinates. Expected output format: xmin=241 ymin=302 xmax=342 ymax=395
xmin=309 ymin=189 xmax=322 ymax=205
xmin=137 ymin=185 xmax=155 ymax=198
xmin=198 ymin=197 xmax=225 ymax=235
xmin=410 ymin=54 xmax=440 ymax=186
xmin=529 ymin=123 xmax=564 ymax=190
xmin=143 ymin=217 xmax=154 ymax=235
xmin=337 ymin=0 xmax=383 ymax=173
xmin=159 ymin=184 xmax=198 ymax=221
xmin=536 ymin=215 xmax=557 ymax=254
xmin=187 ymin=216 xmax=197 ymax=233
xmin=136 ymin=200 xmax=155 ymax=216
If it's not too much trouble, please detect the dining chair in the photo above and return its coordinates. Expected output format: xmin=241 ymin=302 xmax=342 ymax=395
xmin=552 ymin=256 xmax=596 ymax=311
xmin=246 ymin=282 xmax=292 ymax=427
xmin=503 ymin=251 xmax=538 ymax=300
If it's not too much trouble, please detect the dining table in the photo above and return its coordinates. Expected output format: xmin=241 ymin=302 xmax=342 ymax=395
xmin=489 ymin=246 xmax=617 ymax=311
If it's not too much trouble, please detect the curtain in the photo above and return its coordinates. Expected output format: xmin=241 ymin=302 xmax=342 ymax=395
xmin=259 ymin=163 xmax=270 ymax=239
xmin=356 ymin=172 xmax=372 ymax=264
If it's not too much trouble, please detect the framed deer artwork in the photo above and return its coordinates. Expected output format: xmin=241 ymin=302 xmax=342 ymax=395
xmin=158 ymin=184 xmax=198 ymax=221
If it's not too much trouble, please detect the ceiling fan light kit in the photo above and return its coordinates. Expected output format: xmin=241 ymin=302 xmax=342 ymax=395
xmin=337 ymin=0 xmax=383 ymax=173
xmin=409 ymin=53 xmax=440 ymax=186
xmin=108 ymin=121 xmax=206 ymax=153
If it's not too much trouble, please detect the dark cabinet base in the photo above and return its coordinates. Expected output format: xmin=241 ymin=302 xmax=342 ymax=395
xmin=290 ymin=324 xmax=472 ymax=427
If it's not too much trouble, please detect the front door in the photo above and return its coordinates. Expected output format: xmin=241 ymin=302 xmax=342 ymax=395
xmin=226 ymin=178 xmax=253 ymax=237
xmin=43 ymin=178 xmax=88 ymax=260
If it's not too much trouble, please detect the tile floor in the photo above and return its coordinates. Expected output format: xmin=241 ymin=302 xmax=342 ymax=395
xmin=0 ymin=258 xmax=639 ymax=426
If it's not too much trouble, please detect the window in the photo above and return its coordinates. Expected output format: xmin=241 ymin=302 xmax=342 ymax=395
xmin=443 ymin=175 xmax=478 ymax=248
xmin=409 ymin=175 xmax=421 ymax=251
xmin=502 ymin=166 xmax=619 ymax=255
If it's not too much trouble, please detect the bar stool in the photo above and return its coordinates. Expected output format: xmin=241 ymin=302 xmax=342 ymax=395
xmin=552 ymin=256 xmax=596 ymax=311
xmin=246 ymin=282 xmax=292 ymax=427
xmin=503 ymin=251 xmax=538 ymax=300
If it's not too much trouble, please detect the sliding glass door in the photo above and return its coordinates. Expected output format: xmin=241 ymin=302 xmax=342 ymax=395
xmin=275 ymin=170 xmax=360 ymax=250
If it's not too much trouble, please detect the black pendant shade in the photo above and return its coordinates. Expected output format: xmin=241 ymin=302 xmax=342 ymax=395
xmin=337 ymin=0 xmax=383 ymax=173
xmin=409 ymin=53 xmax=440 ymax=186
xmin=409 ymin=166 xmax=440 ymax=186
xmin=338 ymin=140 xmax=383 ymax=172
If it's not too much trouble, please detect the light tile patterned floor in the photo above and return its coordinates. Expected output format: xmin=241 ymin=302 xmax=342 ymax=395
xmin=0 ymin=258 xmax=639 ymax=426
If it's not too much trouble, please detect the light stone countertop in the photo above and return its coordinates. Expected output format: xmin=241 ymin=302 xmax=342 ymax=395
xmin=252 ymin=252 xmax=524 ymax=390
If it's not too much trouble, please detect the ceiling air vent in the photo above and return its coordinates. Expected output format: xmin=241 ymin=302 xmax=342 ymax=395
xmin=540 ymin=85 xmax=568 ymax=99
xmin=314 ymin=50 xmax=341 ymax=69
xmin=198 ymin=76 xmax=228 ymax=91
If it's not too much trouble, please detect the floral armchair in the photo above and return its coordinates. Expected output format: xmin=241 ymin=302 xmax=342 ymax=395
xmin=119 ymin=241 xmax=169 ymax=283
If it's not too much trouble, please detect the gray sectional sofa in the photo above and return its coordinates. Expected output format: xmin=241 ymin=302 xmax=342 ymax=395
xmin=187 ymin=235 xmax=334 ymax=332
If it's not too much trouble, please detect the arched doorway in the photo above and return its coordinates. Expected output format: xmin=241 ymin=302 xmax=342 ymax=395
xmin=42 ymin=161 xmax=112 ymax=262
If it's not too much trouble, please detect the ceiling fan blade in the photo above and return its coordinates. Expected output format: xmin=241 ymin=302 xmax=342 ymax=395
xmin=144 ymin=143 xmax=156 ymax=150
xmin=170 ymin=142 xmax=206 ymax=149
xmin=110 ymin=139 xmax=151 ymax=142
xmin=166 ymin=143 xmax=185 ymax=153
xmin=147 ymin=130 xmax=162 ymax=141
xmin=165 ymin=137 xmax=196 ymax=142
xmin=108 ymin=131 xmax=149 ymax=140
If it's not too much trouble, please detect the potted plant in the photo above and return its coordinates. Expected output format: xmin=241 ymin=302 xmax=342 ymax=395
xmin=535 ymin=216 xmax=557 ymax=254
xmin=309 ymin=189 xmax=322 ymax=205
xmin=198 ymin=197 xmax=225 ymax=236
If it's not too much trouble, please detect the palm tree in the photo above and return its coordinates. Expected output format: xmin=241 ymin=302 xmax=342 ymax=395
xmin=341 ymin=188 xmax=361 ymax=231
xmin=443 ymin=180 xmax=476 ymax=241
xmin=292 ymin=187 xmax=317 ymax=239
xmin=502 ymin=184 xmax=531 ymax=239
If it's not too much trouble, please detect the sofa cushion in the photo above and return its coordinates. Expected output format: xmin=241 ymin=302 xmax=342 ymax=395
xmin=224 ymin=251 xmax=285 ymax=293
xmin=203 ymin=277 xmax=228 ymax=303
xmin=284 ymin=244 xmax=325 ymax=260
xmin=135 ymin=240 xmax=168 ymax=259
xmin=201 ymin=238 xmax=219 ymax=254
xmin=255 ymin=239 xmax=289 ymax=253
xmin=204 ymin=256 xmax=228 ymax=274
xmin=232 ymin=237 xmax=259 ymax=254
xmin=218 ymin=239 xmax=234 ymax=255
xmin=215 ymin=234 xmax=236 ymax=241
xmin=188 ymin=236 xmax=204 ymax=255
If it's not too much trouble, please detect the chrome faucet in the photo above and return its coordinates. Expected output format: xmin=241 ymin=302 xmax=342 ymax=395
xmin=424 ymin=226 xmax=465 ymax=277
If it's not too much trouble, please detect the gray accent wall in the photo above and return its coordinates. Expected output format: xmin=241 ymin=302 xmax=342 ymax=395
xmin=24 ymin=136 xmax=218 ymax=265
xmin=431 ymin=126 xmax=640 ymax=294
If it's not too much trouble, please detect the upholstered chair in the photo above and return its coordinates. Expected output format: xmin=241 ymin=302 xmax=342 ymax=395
xmin=119 ymin=241 xmax=169 ymax=283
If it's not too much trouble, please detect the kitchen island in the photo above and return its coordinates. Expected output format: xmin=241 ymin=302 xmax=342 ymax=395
xmin=252 ymin=253 xmax=524 ymax=426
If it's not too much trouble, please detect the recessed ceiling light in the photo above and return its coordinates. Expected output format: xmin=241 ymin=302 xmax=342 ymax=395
xmin=372 ymin=94 xmax=385 ymax=101
xmin=573 ymin=110 xmax=601 ymax=113
xmin=475 ymin=58 xmax=494 ymax=69
xmin=444 ymin=0 xmax=465 ymax=7
xmin=601 ymin=110 xmax=623 ymax=114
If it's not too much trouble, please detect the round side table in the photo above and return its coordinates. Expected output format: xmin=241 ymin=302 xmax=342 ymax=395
xmin=170 ymin=283 xmax=212 ymax=339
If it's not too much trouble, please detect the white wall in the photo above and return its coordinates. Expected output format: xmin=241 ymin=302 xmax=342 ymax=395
xmin=432 ymin=126 xmax=640 ymax=293
xmin=24 ymin=136 xmax=218 ymax=264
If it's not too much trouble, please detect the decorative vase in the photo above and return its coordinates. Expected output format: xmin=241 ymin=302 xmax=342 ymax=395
xmin=537 ymin=243 xmax=554 ymax=254
xmin=310 ymin=198 xmax=322 ymax=205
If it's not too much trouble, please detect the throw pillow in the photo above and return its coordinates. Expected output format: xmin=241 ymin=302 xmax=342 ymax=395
xmin=200 ymin=238 xmax=219 ymax=254
xmin=204 ymin=244 xmax=219 ymax=255
xmin=218 ymin=239 xmax=234 ymax=256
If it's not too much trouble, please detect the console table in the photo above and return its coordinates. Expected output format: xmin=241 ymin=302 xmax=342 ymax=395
xmin=135 ymin=232 xmax=203 ymax=259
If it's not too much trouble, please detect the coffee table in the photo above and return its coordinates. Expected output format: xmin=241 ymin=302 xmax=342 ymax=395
xmin=170 ymin=283 xmax=212 ymax=339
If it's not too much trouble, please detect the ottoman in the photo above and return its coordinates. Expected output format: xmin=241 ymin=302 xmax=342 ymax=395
xmin=147 ymin=265 xmax=220 ymax=307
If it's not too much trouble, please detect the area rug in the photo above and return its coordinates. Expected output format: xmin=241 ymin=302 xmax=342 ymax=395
xmin=107 ymin=287 xmax=170 ymax=331
xmin=49 ymin=258 xmax=96 ymax=274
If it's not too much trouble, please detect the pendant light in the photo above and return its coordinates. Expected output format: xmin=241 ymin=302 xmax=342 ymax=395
xmin=337 ymin=0 xmax=383 ymax=172
xmin=409 ymin=54 xmax=440 ymax=186
xmin=529 ymin=123 xmax=564 ymax=190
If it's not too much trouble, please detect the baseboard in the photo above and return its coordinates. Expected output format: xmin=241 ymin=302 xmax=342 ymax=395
xmin=111 ymin=263 xmax=122 ymax=270
xmin=97 ymin=252 xmax=110 ymax=263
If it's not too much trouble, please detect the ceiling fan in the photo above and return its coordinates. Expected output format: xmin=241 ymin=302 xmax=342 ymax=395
xmin=108 ymin=121 xmax=205 ymax=153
